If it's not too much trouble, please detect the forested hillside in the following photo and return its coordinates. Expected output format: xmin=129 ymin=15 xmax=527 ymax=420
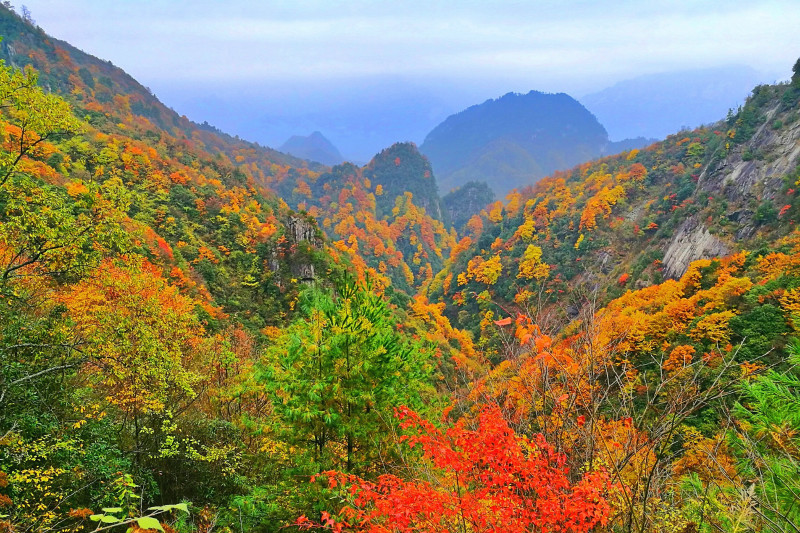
xmin=433 ymin=76 xmax=800 ymax=337
xmin=1 ymin=5 xmax=800 ymax=533
xmin=272 ymin=141 xmax=455 ymax=299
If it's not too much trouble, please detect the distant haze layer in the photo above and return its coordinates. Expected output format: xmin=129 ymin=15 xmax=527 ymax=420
xmin=580 ymin=66 xmax=767 ymax=140
xmin=17 ymin=0 xmax=796 ymax=160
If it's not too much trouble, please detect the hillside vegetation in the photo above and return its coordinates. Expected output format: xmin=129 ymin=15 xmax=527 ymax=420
xmin=1 ymin=6 xmax=800 ymax=533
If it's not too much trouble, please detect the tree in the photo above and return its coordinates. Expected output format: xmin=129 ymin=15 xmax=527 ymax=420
xmin=724 ymin=340 xmax=800 ymax=533
xmin=58 ymin=256 xmax=206 ymax=458
xmin=20 ymin=4 xmax=33 ymax=25
xmin=261 ymin=275 xmax=431 ymax=473
xmin=298 ymin=405 xmax=612 ymax=533
xmin=0 ymin=176 xmax=128 ymax=288
xmin=0 ymin=61 xmax=83 ymax=188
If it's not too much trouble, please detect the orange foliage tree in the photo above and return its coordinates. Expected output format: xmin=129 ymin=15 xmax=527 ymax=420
xmin=59 ymin=256 xmax=208 ymax=430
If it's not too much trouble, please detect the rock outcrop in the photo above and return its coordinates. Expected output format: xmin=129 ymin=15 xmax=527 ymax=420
xmin=662 ymin=217 xmax=729 ymax=278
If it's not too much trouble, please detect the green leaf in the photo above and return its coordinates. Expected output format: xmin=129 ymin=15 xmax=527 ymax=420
xmin=101 ymin=515 xmax=121 ymax=523
xmin=136 ymin=516 xmax=164 ymax=531
xmin=90 ymin=514 xmax=104 ymax=522
xmin=147 ymin=503 xmax=189 ymax=513
xmin=149 ymin=502 xmax=190 ymax=513
xmin=102 ymin=507 xmax=123 ymax=513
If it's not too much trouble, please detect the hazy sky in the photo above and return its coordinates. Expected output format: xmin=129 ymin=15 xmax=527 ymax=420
xmin=17 ymin=1 xmax=800 ymax=158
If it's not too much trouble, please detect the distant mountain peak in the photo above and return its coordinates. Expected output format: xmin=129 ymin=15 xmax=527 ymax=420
xmin=280 ymin=131 xmax=344 ymax=166
xmin=420 ymin=91 xmax=610 ymax=195
xmin=580 ymin=66 xmax=768 ymax=140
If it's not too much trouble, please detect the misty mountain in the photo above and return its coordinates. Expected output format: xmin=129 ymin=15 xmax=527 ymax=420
xmin=279 ymin=131 xmax=344 ymax=166
xmin=580 ymin=66 xmax=769 ymax=140
xmin=420 ymin=91 xmax=611 ymax=195
xmin=607 ymin=137 xmax=658 ymax=153
xmin=158 ymin=79 xmax=458 ymax=163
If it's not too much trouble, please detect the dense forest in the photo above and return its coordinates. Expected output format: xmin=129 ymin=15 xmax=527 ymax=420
xmin=1 ymin=5 xmax=800 ymax=533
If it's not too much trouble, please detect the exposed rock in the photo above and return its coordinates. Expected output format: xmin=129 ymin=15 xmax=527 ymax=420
xmin=700 ymin=104 xmax=800 ymax=205
xmin=662 ymin=217 xmax=729 ymax=279
xmin=287 ymin=215 xmax=320 ymax=245
xmin=268 ymin=215 xmax=322 ymax=282
xmin=596 ymin=250 xmax=614 ymax=274
xmin=625 ymin=204 xmax=643 ymax=222
xmin=291 ymin=262 xmax=316 ymax=282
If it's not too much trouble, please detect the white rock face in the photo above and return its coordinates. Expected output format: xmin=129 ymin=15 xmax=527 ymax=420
xmin=662 ymin=217 xmax=729 ymax=279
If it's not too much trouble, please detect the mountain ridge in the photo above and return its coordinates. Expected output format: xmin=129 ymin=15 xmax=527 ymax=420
xmin=2 ymin=4 xmax=800 ymax=532
xmin=580 ymin=65 xmax=768 ymax=140
xmin=420 ymin=90 xmax=652 ymax=196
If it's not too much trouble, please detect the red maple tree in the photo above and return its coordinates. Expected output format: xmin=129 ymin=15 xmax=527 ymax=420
xmin=296 ymin=405 xmax=612 ymax=532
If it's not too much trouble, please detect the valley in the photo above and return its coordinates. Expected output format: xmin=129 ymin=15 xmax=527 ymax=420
xmin=0 ymin=5 xmax=799 ymax=533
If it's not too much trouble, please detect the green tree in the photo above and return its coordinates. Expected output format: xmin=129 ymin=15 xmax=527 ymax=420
xmin=727 ymin=339 xmax=800 ymax=532
xmin=260 ymin=275 xmax=431 ymax=473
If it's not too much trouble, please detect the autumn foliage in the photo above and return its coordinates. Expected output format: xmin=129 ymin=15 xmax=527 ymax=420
xmin=298 ymin=406 xmax=612 ymax=533
xmin=3 ymin=8 xmax=800 ymax=533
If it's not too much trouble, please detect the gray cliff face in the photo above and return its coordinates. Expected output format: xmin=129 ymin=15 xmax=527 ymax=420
xmin=288 ymin=215 xmax=320 ymax=282
xmin=662 ymin=217 xmax=730 ymax=279
xmin=659 ymin=99 xmax=800 ymax=279
xmin=700 ymin=104 xmax=800 ymax=204
xmin=268 ymin=215 xmax=321 ymax=283
xmin=287 ymin=215 xmax=320 ymax=245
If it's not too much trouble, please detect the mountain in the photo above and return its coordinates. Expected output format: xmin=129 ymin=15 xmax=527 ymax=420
xmin=0 ymin=5 xmax=323 ymax=173
xmin=5 ymin=4 xmax=800 ymax=533
xmin=580 ymin=66 xmax=768 ymax=140
xmin=274 ymin=142 xmax=453 ymax=297
xmin=279 ymin=131 xmax=344 ymax=166
xmin=0 ymin=7 xmax=455 ymax=301
xmin=606 ymin=136 xmax=658 ymax=153
xmin=432 ymin=77 xmax=800 ymax=336
xmin=160 ymin=77 xmax=456 ymax=163
xmin=420 ymin=91 xmax=610 ymax=195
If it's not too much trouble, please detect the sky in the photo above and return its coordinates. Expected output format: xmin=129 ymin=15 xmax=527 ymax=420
xmin=17 ymin=0 xmax=800 ymax=160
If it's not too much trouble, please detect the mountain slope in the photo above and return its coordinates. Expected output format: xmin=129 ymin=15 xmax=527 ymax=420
xmin=431 ymin=77 xmax=800 ymax=336
xmin=0 ymin=6 xmax=322 ymax=174
xmin=442 ymin=181 xmax=496 ymax=232
xmin=0 ymin=8 xmax=454 ymax=300
xmin=580 ymin=66 xmax=766 ymax=140
xmin=4 ymin=5 xmax=800 ymax=533
xmin=273 ymin=142 xmax=454 ymax=297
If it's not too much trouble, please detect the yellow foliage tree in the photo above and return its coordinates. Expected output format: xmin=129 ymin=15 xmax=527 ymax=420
xmin=517 ymin=244 xmax=550 ymax=281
